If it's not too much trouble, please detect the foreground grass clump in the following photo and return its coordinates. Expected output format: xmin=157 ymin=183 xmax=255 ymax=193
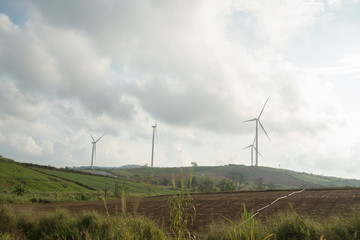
xmin=3 ymin=204 xmax=360 ymax=239
xmin=202 ymin=207 xmax=360 ymax=240
xmin=0 ymin=207 xmax=166 ymax=240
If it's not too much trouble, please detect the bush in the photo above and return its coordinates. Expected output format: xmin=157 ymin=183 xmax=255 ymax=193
xmin=272 ymin=211 xmax=320 ymax=240
xmin=217 ymin=179 xmax=237 ymax=191
xmin=12 ymin=185 xmax=26 ymax=196
xmin=0 ymin=207 xmax=166 ymax=240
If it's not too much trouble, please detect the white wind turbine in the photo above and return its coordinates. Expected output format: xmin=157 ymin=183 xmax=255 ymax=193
xmin=243 ymin=137 xmax=263 ymax=166
xmin=243 ymin=97 xmax=270 ymax=167
xmin=150 ymin=120 xmax=158 ymax=168
xmin=90 ymin=134 xmax=105 ymax=169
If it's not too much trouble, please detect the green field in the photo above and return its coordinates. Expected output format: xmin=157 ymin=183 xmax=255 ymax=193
xmin=0 ymin=156 xmax=172 ymax=203
xmin=0 ymin=159 xmax=88 ymax=193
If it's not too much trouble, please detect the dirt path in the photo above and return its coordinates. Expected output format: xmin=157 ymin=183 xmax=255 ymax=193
xmin=2 ymin=188 xmax=360 ymax=230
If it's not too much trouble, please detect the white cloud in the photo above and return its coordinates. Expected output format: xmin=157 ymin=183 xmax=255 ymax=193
xmin=233 ymin=0 xmax=324 ymax=47
xmin=9 ymin=135 xmax=42 ymax=155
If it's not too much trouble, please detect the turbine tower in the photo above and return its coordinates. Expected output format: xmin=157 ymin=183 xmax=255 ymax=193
xmin=90 ymin=134 xmax=105 ymax=169
xmin=243 ymin=97 xmax=270 ymax=167
xmin=150 ymin=120 xmax=158 ymax=168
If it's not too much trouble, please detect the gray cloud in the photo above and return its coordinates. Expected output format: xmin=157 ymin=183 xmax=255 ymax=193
xmin=0 ymin=13 xmax=135 ymax=121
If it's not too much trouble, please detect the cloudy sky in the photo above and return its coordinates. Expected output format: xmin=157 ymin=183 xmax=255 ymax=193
xmin=1 ymin=0 xmax=360 ymax=179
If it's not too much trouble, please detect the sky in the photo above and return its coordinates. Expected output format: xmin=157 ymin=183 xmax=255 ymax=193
xmin=0 ymin=0 xmax=360 ymax=179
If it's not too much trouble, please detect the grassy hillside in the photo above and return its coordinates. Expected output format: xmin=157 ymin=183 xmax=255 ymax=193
xmin=2 ymin=154 xmax=359 ymax=201
xmin=0 ymin=156 xmax=172 ymax=199
xmin=107 ymin=164 xmax=360 ymax=189
xmin=0 ymin=158 xmax=89 ymax=193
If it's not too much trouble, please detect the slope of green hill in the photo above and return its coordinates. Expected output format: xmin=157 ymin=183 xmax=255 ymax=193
xmin=0 ymin=158 xmax=89 ymax=193
xmin=0 ymin=156 xmax=172 ymax=197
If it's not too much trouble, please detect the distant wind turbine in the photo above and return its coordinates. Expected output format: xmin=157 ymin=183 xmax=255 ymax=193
xmin=243 ymin=138 xmax=263 ymax=166
xmin=90 ymin=134 xmax=105 ymax=169
xmin=243 ymin=97 xmax=270 ymax=167
xmin=150 ymin=120 xmax=158 ymax=168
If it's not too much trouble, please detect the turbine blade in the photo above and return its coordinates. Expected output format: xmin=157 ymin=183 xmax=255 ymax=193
xmin=258 ymin=96 xmax=270 ymax=119
xmin=243 ymin=118 xmax=257 ymax=123
xmin=259 ymin=120 xmax=270 ymax=141
xmin=96 ymin=134 xmax=105 ymax=143
xmin=254 ymin=146 xmax=264 ymax=158
xmin=252 ymin=136 xmax=256 ymax=145
xmin=243 ymin=145 xmax=252 ymax=150
xmin=90 ymin=134 xmax=95 ymax=142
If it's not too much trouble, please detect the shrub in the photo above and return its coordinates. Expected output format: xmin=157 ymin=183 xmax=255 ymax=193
xmin=268 ymin=210 xmax=321 ymax=240
xmin=12 ymin=185 xmax=26 ymax=196
xmin=217 ymin=179 xmax=237 ymax=191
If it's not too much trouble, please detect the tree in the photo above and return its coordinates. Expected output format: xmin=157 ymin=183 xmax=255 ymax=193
xmin=161 ymin=178 xmax=170 ymax=186
xmin=198 ymin=178 xmax=214 ymax=192
xmin=228 ymin=172 xmax=245 ymax=190
xmin=254 ymin=177 xmax=265 ymax=190
xmin=191 ymin=162 xmax=198 ymax=167
xmin=103 ymin=184 xmax=110 ymax=199
xmin=217 ymin=179 xmax=236 ymax=191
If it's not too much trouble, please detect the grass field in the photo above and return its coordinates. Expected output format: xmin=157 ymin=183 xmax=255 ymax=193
xmin=0 ymin=156 xmax=172 ymax=203
xmin=0 ymin=160 xmax=88 ymax=193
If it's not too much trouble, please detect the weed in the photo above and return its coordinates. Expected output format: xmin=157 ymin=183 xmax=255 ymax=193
xmin=169 ymin=167 xmax=196 ymax=239
xmin=223 ymin=204 xmax=274 ymax=240
xmin=12 ymin=185 xmax=26 ymax=196
xmin=121 ymin=188 xmax=126 ymax=215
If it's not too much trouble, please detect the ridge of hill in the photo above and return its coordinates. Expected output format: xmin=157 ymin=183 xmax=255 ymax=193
xmin=107 ymin=164 xmax=360 ymax=189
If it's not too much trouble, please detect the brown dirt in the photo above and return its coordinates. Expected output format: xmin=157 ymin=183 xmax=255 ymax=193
xmin=2 ymin=188 xmax=360 ymax=231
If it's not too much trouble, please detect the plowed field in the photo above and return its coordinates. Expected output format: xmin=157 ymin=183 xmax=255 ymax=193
xmin=3 ymin=188 xmax=360 ymax=230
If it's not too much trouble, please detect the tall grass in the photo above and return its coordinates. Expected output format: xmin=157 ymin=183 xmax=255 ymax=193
xmin=0 ymin=207 xmax=166 ymax=240
xmin=169 ymin=167 xmax=196 ymax=239
xmin=204 ymin=204 xmax=273 ymax=240
xmin=3 ymin=204 xmax=360 ymax=239
xmin=203 ymin=206 xmax=360 ymax=240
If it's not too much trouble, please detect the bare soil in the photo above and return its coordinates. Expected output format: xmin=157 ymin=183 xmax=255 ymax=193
xmin=3 ymin=188 xmax=360 ymax=231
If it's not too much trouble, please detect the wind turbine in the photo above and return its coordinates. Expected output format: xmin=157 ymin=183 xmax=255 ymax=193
xmin=150 ymin=120 xmax=158 ymax=168
xmin=243 ymin=97 xmax=270 ymax=167
xmin=90 ymin=134 xmax=105 ymax=169
xmin=243 ymin=138 xmax=263 ymax=166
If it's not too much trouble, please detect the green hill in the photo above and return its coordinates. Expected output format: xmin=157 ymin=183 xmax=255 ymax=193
xmin=0 ymin=156 xmax=172 ymax=199
xmin=107 ymin=164 xmax=360 ymax=189
xmin=2 ymin=155 xmax=359 ymax=202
